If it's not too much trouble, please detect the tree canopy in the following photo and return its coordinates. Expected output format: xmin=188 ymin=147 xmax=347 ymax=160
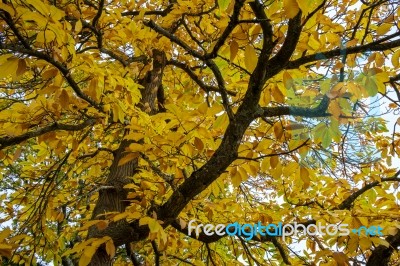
xmin=0 ymin=0 xmax=400 ymax=265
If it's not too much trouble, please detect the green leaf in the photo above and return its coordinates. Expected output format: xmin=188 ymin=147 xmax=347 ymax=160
xmin=218 ymin=0 xmax=230 ymax=10
xmin=321 ymin=130 xmax=331 ymax=149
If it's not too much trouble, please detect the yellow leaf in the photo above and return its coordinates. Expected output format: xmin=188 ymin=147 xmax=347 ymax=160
xmin=300 ymin=167 xmax=310 ymax=188
xmin=308 ymin=35 xmax=320 ymax=50
xmin=79 ymin=246 xmax=97 ymax=266
xmin=261 ymin=89 xmax=271 ymax=105
xmin=283 ymin=0 xmax=300 ymax=19
xmin=327 ymin=82 xmax=344 ymax=99
xmin=213 ymin=113 xmax=228 ymax=130
xmin=347 ymin=236 xmax=359 ymax=254
xmin=270 ymin=156 xmax=279 ymax=168
xmin=36 ymin=30 xmax=56 ymax=43
xmin=244 ymin=45 xmax=257 ymax=72
xmin=0 ymin=244 xmax=12 ymax=258
xmin=42 ymin=68 xmax=59 ymax=80
xmin=285 ymin=122 xmax=306 ymax=130
xmin=261 ymin=158 xmax=269 ymax=172
xmin=112 ymin=212 xmax=128 ymax=222
xmin=139 ymin=217 xmax=152 ymax=226
xmin=56 ymin=211 xmax=64 ymax=222
xmin=0 ymin=3 xmax=15 ymax=16
xmin=273 ymin=123 xmax=284 ymax=139
xmin=272 ymin=85 xmax=285 ymax=103
xmin=230 ymin=40 xmax=239 ymax=62
xmin=149 ymin=219 xmax=161 ymax=233
xmin=128 ymin=143 xmax=144 ymax=152
xmin=218 ymin=0 xmax=230 ymax=11
xmin=250 ymin=25 xmax=261 ymax=42
xmin=231 ymin=170 xmax=242 ymax=187
xmin=0 ymin=228 xmax=11 ymax=242
xmin=118 ymin=153 xmax=138 ymax=166
xmin=16 ymin=59 xmax=27 ymax=76
xmin=375 ymin=72 xmax=389 ymax=94
xmin=194 ymin=137 xmax=204 ymax=151
xmin=26 ymin=0 xmax=50 ymax=16
xmin=371 ymin=238 xmax=390 ymax=248
xmin=105 ymin=240 xmax=116 ymax=258
xmin=346 ymin=38 xmax=358 ymax=47
xmin=79 ymin=220 xmax=101 ymax=231
xmin=283 ymin=71 xmax=294 ymax=89
xmin=127 ymin=212 xmax=142 ymax=219
xmin=385 ymin=226 xmax=399 ymax=235
xmin=0 ymin=55 xmax=18 ymax=79
xmin=75 ymin=20 xmax=83 ymax=33
xmin=359 ymin=238 xmax=371 ymax=250
xmin=127 ymin=132 xmax=145 ymax=141
xmin=332 ymin=252 xmax=348 ymax=266
xmin=296 ymin=0 xmax=312 ymax=15
xmin=59 ymin=89 xmax=70 ymax=109
xmin=391 ymin=49 xmax=400 ymax=68
xmin=376 ymin=23 xmax=392 ymax=35
xmin=96 ymin=220 xmax=109 ymax=230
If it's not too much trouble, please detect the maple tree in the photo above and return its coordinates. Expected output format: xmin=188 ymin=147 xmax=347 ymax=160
xmin=1 ymin=0 xmax=400 ymax=265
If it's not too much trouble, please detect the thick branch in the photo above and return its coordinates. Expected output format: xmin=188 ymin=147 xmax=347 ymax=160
xmin=367 ymin=229 xmax=400 ymax=266
xmin=92 ymin=0 xmax=104 ymax=27
xmin=265 ymin=12 xmax=303 ymax=78
xmin=256 ymin=95 xmax=330 ymax=118
xmin=287 ymin=37 xmax=400 ymax=69
xmin=248 ymin=0 xmax=275 ymax=80
xmin=337 ymin=170 xmax=400 ymax=210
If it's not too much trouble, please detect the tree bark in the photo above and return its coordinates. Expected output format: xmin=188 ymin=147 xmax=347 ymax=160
xmin=88 ymin=50 xmax=166 ymax=265
xmin=366 ymin=229 xmax=400 ymax=266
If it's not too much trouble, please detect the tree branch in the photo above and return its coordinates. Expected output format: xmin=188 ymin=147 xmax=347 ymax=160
xmin=144 ymin=20 xmax=204 ymax=59
xmin=0 ymin=118 xmax=96 ymax=150
xmin=167 ymin=60 xmax=236 ymax=96
xmin=366 ymin=228 xmax=400 ymax=266
xmin=246 ymin=0 xmax=276 ymax=94
xmin=0 ymin=16 xmax=103 ymax=111
xmin=205 ymin=59 xmax=234 ymax=120
xmin=265 ymin=12 xmax=303 ymax=79
xmin=151 ymin=241 xmax=160 ymax=266
xmin=256 ymin=95 xmax=330 ymax=118
xmin=204 ymin=0 xmax=244 ymax=59
xmin=337 ymin=169 xmax=400 ymax=210
xmin=287 ymin=37 xmax=400 ymax=70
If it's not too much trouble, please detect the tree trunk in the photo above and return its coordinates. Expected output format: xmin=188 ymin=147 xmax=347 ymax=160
xmin=88 ymin=50 xmax=166 ymax=265
xmin=366 ymin=229 xmax=400 ymax=266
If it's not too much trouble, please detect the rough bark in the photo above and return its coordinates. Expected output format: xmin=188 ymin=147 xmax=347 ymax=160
xmin=88 ymin=50 xmax=166 ymax=265
xmin=366 ymin=229 xmax=400 ymax=266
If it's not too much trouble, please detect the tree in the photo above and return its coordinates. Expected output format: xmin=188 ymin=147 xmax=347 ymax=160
xmin=0 ymin=0 xmax=400 ymax=265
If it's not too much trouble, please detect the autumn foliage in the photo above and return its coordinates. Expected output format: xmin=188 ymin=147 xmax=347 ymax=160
xmin=0 ymin=0 xmax=400 ymax=265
